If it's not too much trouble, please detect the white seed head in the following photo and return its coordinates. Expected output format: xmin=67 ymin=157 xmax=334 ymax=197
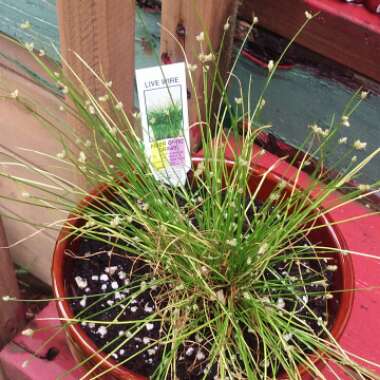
xmin=2 ymin=295 xmax=14 ymax=301
xmin=215 ymin=290 xmax=225 ymax=305
xmin=204 ymin=53 xmax=215 ymax=62
xmin=22 ymin=328 xmax=35 ymax=336
xmin=358 ymin=184 xmax=371 ymax=192
xmin=267 ymin=60 xmax=274 ymax=72
xmin=351 ymin=155 xmax=357 ymax=162
xmin=196 ymin=351 xmax=205 ymax=361
xmin=338 ymin=137 xmax=348 ymax=144
xmin=20 ymin=21 xmax=31 ymax=29
xmin=258 ymin=242 xmax=269 ymax=255
xmin=226 ymin=238 xmax=237 ymax=247
xmin=309 ymin=124 xmax=329 ymax=137
xmin=353 ymin=140 xmax=367 ymax=150
xmin=361 ymin=91 xmax=369 ymax=100
xmin=341 ymin=115 xmax=350 ymax=127
xmin=21 ymin=191 xmax=30 ymax=198
xmin=115 ymin=101 xmax=123 ymax=110
xmin=25 ymin=41 xmax=34 ymax=52
xmin=187 ymin=63 xmax=198 ymax=72
xmin=38 ymin=49 xmax=45 ymax=57
xmin=98 ymin=94 xmax=109 ymax=102
xmin=56 ymin=150 xmax=66 ymax=159
xmin=305 ymin=11 xmax=313 ymax=19
xmin=10 ymin=89 xmax=19 ymax=99
xmin=253 ymin=16 xmax=259 ymax=25
xmin=196 ymin=32 xmax=205 ymax=42
xmin=224 ymin=20 xmax=230 ymax=31
xmin=234 ymin=97 xmax=243 ymax=105
xmin=276 ymin=298 xmax=285 ymax=309
xmin=78 ymin=151 xmax=86 ymax=163
xmin=243 ymin=291 xmax=251 ymax=300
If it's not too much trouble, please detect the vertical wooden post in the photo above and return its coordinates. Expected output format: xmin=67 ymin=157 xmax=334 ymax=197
xmin=0 ymin=217 xmax=24 ymax=348
xmin=57 ymin=0 xmax=136 ymax=116
xmin=160 ymin=0 xmax=239 ymax=149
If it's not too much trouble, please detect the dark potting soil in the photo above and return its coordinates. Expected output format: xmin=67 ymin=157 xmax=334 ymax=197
xmin=68 ymin=197 xmax=339 ymax=379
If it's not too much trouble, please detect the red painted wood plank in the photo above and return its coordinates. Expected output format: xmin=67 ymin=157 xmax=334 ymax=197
xmin=307 ymin=0 xmax=380 ymax=32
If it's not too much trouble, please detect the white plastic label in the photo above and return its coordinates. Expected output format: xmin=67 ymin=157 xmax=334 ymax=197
xmin=136 ymin=62 xmax=191 ymax=186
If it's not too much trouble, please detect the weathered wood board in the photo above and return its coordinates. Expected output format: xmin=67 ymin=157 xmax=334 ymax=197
xmin=0 ymin=0 xmax=59 ymax=60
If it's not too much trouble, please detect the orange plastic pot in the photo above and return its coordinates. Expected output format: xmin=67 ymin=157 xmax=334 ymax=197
xmin=52 ymin=157 xmax=354 ymax=380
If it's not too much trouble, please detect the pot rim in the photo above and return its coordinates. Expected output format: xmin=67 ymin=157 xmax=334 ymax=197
xmin=52 ymin=158 xmax=354 ymax=380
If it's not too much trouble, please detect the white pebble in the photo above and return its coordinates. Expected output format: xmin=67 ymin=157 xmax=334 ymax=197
xmin=101 ymin=284 xmax=107 ymax=291
xmin=91 ymin=275 xmax=99 ymax=281
xmin=143 ymin=337 xmax=150 ymax=344
xmin=75 ymin=276 xmax=88 ymax=289
xmin=186 ymin=347 xmax=194 ymax=356
xmin=105 ymin=266 xmax=118 ymax=275
xmin=111 ymin=281 xmax=119 ymax=290
xmin=144 ymin=303 xmax=153 ymax=313
xmin=79 ymin=296 xmax=87 ymax=307
xmin=196 ymin=351 xmax=205 ymax=361
xmin=277 ymin=298 xmax=285 ymax=309
xmin=100 ymin=274 xmax=109 ymax=282
xmin=118 ymin=271 xmax=127 ymax=280
xmin=146 ymin=323 xmax=154 ymax=331
xmin=97 ymin=326 xmax=108 ymax=338
xmin=114 ymin=292 xmax=123 ymax=300
xmin=130 ymin=306 xmax=138 ymax=313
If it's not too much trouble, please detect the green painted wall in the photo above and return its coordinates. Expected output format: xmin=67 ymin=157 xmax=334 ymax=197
xmin=232 ymin=60 xmax=380 ymax=184
xmin=0 ymin=0 xmax=59 ymax=59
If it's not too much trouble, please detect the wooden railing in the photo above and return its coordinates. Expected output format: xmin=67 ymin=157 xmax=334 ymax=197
xmin=57 ymin=0 xmax=239 ymax=147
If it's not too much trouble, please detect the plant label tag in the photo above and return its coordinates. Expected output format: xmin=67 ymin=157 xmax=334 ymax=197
xmin=136 ymin=62 xmax=191 ymax=186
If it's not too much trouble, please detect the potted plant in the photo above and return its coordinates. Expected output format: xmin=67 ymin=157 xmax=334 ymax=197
xmin=1 ymin=14 xmax=380 ymax=380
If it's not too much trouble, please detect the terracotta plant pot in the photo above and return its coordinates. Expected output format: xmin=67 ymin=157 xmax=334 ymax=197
xmin=52 ymin=157 xmax=354 ymax=380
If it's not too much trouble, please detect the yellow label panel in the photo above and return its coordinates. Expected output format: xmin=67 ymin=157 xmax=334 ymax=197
xmin=151 ymin=140 xmax=169 ymax=170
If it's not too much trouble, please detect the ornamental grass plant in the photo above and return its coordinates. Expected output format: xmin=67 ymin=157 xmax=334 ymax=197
xmin=0 ymin=10 xmax=380 ymax=380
